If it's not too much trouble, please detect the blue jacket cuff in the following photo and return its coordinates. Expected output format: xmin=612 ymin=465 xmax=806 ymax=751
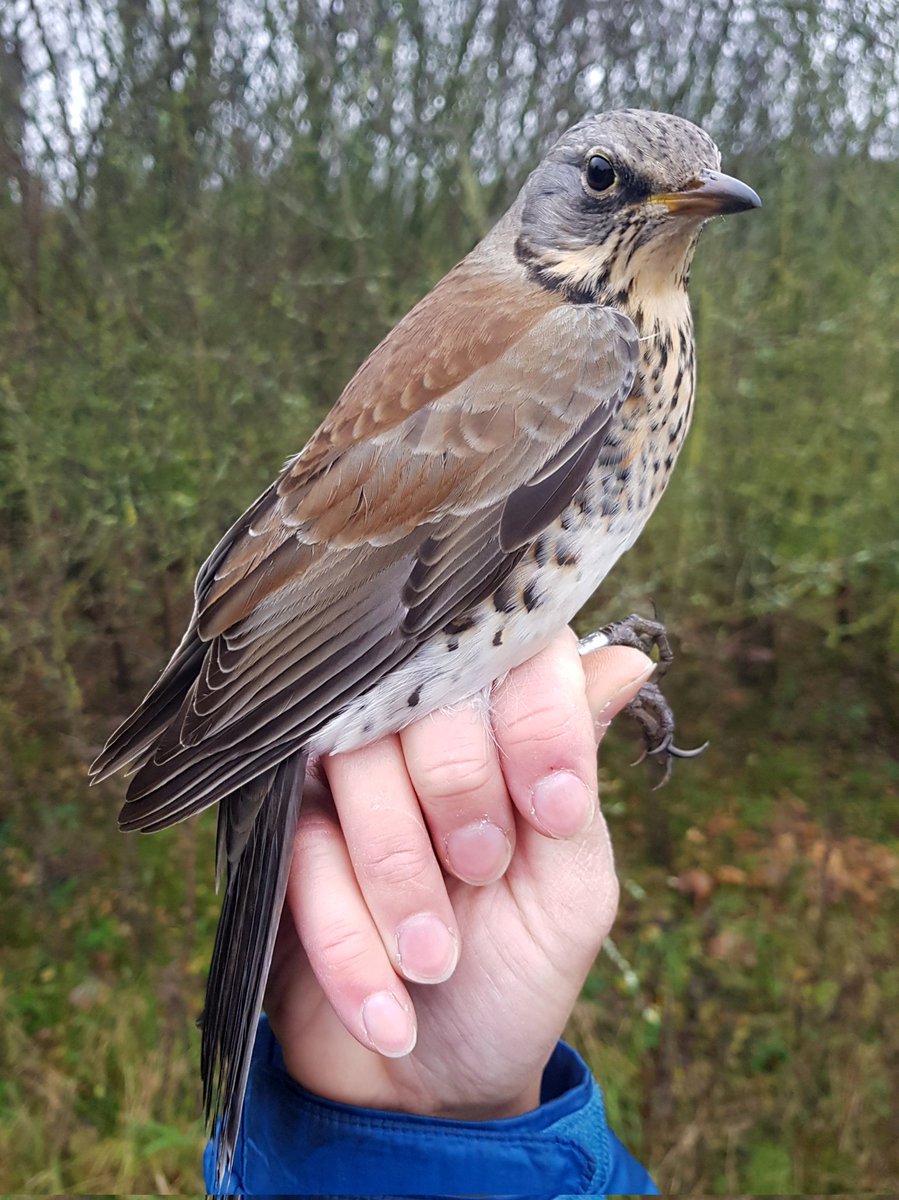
xmin=205 ymin=1016 xmax=657 ymax=1196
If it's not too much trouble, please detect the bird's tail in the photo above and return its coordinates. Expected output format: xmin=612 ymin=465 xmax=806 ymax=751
xmin=201 ymin=749 xmax=306 ymax=1192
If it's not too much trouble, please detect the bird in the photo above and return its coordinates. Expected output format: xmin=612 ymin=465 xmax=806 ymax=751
xmin=90 ymin=108 xmax=760 ymax=1188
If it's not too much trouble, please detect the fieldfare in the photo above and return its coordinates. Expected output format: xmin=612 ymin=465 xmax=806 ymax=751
xmin=91 ymin=108 xmax=760 ymax=1186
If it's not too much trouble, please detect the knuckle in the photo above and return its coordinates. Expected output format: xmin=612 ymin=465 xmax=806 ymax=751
xmin=294 ymin=811 xmax=340 ymax=865
xmin=500 ymin=698 xmax=583 ymax=754
xmin=313 ymin=919 xmax=375 ymax=979
xmin=497 ymin=647 xmax=591 ymax=757
xmin=357 ymin=835 xmax=433 ymax=891
xmin=414 ymin=750 xmax=495 ymax=803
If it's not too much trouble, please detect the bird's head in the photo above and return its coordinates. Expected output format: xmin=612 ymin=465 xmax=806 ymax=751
xmin=513 ymin=109 xmax=760 ymax=307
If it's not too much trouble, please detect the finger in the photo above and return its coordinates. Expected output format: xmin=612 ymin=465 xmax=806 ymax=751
xmin=510 ymin=645 xmax=654 ymax=956
xmin=324 ymin=736 xmax=460 ymax=986
xmin=491 ymin=629 xmax=643 ymax=839
xmin=579 ymin=642 xmax=656 ymax=741
xmin=399 ymin=699 xmax=515 ymax=886
xmin=285 ymin=778 xmax=418 ymax=1058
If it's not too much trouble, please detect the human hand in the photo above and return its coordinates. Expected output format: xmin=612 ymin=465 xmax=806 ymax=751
xmin=265 ymin=630 xmax=653 ymax=1121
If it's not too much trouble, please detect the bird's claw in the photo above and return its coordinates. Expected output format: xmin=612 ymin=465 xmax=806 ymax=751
xmin=628 ymin=734 xmax=698 ymax=767
xmin=645 ymin=731 xmax=709 ymax=760
xmin=668 ymin=739 xmax=710 ymax=760
xmin=595 ymin=613 xmax=707 ymax=787
xmin=645 ymin=734 xmax=709 ymax=790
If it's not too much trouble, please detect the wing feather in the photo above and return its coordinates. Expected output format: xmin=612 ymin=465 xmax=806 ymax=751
xmin=97 ymin=278 xmax=638 ymax=835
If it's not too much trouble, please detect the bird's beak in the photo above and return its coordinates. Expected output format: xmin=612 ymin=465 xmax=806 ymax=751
xmin=651 ymin=169 xmax=761 ymax=218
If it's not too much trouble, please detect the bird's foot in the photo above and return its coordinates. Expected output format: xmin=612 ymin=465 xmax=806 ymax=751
xmin=599 ymin=611 xmax=674 ymax=679
xmin=596 ymin=613 xmax=708 ymax=788
xmin=622 ymin=679 xmax=708 ymax=788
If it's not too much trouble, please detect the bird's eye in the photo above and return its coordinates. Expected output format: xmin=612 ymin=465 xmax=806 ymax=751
xmin=585 ymin=154 xmax=616 ymax=193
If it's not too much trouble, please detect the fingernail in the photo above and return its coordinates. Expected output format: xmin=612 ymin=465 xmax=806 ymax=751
xmin=594 ymin=661 xmax=655 ymax=737
xmin=530 ymin=771 xmax=595 ymax=838
xmin=361 ymin=991 xmax=417 ymax=1057
xmin=396 ymin=913 xmax=459 ymax=983
xmin=616 ymin=659 xmax=656 ymax=696
xmin=445 ymin=820 xmax=512 ymax=885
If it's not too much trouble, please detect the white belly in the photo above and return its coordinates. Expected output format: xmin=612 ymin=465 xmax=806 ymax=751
xmin=308 ymin=520 xmax=634 ymax=756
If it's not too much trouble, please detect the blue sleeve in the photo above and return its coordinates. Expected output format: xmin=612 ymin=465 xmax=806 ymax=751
xmin=205 ymin=1016 xmax=658 ymax=1197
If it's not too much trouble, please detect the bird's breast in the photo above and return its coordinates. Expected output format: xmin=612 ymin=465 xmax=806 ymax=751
xmin=609 ymin=305 xmax=696 ymax=517
xmin=309 ymin=308 xmax=696 ymax=760
xmin=307 ymin=497 xmax=632 ymax=757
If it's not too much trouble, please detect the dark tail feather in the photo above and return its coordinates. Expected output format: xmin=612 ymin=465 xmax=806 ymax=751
xmin=201 ymin=749 xmax=306 ymax=1191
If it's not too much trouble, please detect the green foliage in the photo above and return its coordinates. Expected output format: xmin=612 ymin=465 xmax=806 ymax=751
xmin=569 ymin=641 xmax=899 ymax=1192
xmin=0 ymin=0 xmax=897 ymax=1192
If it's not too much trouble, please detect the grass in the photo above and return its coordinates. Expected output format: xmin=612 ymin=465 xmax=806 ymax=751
xmin=1 ymin=617 xmax=896 ymax=1192
xmin=567 ymin=617 xmax=899 ymax=1193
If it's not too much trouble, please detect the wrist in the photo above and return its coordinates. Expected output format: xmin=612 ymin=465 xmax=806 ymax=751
xmin=425 ymin=1076 xmax=543 ymax=1122
xmin=282 ymin=1033 xmax=543 ymax=1121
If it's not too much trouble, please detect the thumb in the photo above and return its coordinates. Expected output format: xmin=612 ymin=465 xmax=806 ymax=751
xmin=580 ymin=645 xmax=654 ymax=744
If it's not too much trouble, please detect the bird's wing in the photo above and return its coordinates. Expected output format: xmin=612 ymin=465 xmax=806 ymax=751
xmin=195 ymin=265 xmax=636 ymax=635
xmin=96 ymin=266 xmax=636 ymax=830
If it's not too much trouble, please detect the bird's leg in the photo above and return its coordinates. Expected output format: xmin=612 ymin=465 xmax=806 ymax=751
xmin=578 ymin=614 xmax=707 ymax=788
